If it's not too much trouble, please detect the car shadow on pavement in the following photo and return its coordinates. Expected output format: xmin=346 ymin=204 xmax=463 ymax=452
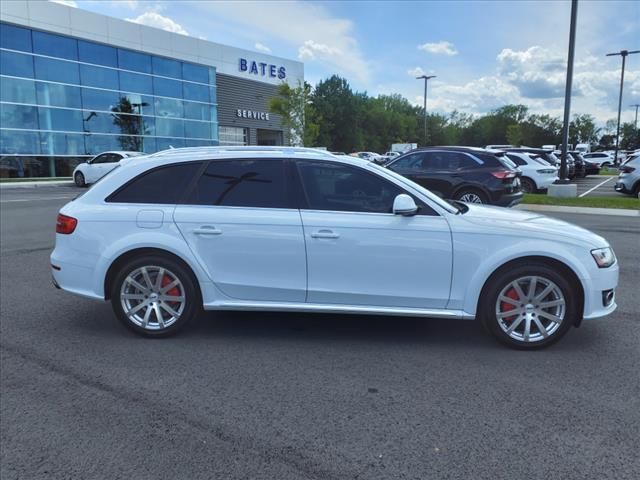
xmin=73 ymin=301 xmax=600 ymax=352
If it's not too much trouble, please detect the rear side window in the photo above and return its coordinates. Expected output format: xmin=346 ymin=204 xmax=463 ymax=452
xmin=107 ymin=162 xmax=202 ymax=204
xmin=187 ymin=159 xmax=289 ymax=208
xmin=506 ymin=154 xmax=526 ymax=166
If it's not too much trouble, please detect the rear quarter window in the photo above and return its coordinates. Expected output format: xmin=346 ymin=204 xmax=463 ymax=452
xmin=106 ymin=162 xmax=202 ymax=204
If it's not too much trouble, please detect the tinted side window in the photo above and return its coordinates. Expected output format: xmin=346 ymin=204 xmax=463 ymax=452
xmin=389 ymin=153 xmax=427 ymax=171
xmin=187 ymin=159 xmax=288 ymax=208
xmin=107 ymin=162 xmax=202 ymax=204
xmin=422 ymin=151 xmax=463 ymax=170
xmin=507 ymin=154 xmax=527 ymax=166
xmin=297 ymin=161 xmax=403 ymax=213
xmin=91 ymin=154 xmax=109 ymax=164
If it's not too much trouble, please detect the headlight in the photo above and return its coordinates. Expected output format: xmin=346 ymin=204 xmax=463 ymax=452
xmin=537 ymin=169 xmax=556 ymax=174
xmin=591 ymin=247 xmax=616 ymax=268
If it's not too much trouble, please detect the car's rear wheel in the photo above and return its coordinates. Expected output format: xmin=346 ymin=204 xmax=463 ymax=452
xmin=520 ymin=177 xmax=536 ymax=193
xmin=74 ymin=171 xmax=86 ymax=187
xmin=455 ymin=189 xmax=487 ymax=204
xmin=480 ymin=264 xmax=577 ymax=349
xmin=111 ymin=255 xmax=199 ymax=337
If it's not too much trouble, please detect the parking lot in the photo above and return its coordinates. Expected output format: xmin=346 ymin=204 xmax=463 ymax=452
xmin=573 ymin=174 xmax=620 ymax=198
xmin=1 ymin=185 xmax=639 ymax=480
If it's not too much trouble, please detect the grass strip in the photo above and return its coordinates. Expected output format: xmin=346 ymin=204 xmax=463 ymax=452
xmin=522 ymin=193 xmax=639 ymax=210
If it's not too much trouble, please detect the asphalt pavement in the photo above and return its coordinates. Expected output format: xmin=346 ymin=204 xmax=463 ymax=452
xmin=1 ymin=185 xmax=639 ymax=480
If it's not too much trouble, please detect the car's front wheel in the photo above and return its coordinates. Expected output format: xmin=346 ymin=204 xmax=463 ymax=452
xmin=111 ymin=255 xmax=199 ymax=337
xmin=74 ymin=171 xmax=86 ymax=187
xmin=480 ymin=263 xmax=577 ymax=349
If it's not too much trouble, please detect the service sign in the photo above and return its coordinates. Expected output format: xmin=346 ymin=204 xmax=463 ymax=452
xmin=239 ymin=58 xmax=286 ymax=79
xmin=236 ymin=109 xmax=270 ymax=121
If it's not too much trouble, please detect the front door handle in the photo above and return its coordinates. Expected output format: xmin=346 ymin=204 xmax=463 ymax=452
xmin=311 ymin=229 xmax=340 ymax=239
xmin=193 ymin=226 xmax=222 ymax=235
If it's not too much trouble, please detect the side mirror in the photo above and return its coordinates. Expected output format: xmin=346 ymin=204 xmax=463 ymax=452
xmin=393 ymin=194 xmax=418 ymax=216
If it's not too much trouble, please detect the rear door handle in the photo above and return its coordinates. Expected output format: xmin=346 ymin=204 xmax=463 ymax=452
xmin=193 ymin=226 xmax=222 ymax=235
xmin=311 ymin=229 xmax=340 ymax=239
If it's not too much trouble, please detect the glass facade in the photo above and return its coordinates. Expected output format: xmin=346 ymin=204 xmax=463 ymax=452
xmin=0 ymin=21 xmax=218 ymax=177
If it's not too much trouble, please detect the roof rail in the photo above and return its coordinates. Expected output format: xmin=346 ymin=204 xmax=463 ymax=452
xmin=147 ymin=146 xmax=336 ymax=158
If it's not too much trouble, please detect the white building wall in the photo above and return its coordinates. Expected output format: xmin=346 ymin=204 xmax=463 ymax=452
xmin=1 ymin=0 xmax=304 ymax=86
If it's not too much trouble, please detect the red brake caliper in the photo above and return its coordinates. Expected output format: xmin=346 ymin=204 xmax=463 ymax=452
xmin=161 ymin=275 xmax=180 ymax=306
xmin=500 ymin=288 xmax=519 ymax=323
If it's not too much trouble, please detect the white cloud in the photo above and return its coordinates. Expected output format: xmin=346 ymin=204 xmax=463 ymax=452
xmin=399 ymin=45 xmax=640 ymax=123
xmin=195 ymin=1 xmax=369 ymax=83
xmin=407 ymin=67 xmax=427 ymax=77
xmin=126 ymin=11 xmax=189 ymax=35
xmin=298 ymin=40 xmax=341 ymax=60
xmin=255 ymin=42 xmax=272 ymax=54
xmin=49 ymin=0 xmax=77 ymax=7
xmin=417 ymin=41 xmax=458 ymax=56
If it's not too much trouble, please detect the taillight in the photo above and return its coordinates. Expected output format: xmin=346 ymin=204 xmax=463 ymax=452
xmin=490 ymin=170 xmax=515 ymax=180
xmin=56 ymin=214 xmax=77 ymax=234
xmin=621 ymin=166 xmax=635 ymax=173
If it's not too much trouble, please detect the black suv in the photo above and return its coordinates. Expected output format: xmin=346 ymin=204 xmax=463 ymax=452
xmin=384 ymin=147 xmax=522 ymax=206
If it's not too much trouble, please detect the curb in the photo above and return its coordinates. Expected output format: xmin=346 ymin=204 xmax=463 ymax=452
xmin=0 ymin=180 xmax=74 ymax=189
xmin=516 ymin=204 xmax=639 ymax=217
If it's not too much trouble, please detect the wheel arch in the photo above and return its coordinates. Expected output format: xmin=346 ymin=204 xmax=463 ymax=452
xmin=475 ymin=255 xmax=585 ymax=326
xmin=104 ymin=247 xmax=202 ymax=303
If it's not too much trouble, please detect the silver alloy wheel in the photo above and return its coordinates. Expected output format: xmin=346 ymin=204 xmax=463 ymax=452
xmin=120 ymin=265 xmax=186 ymax=331
xmin=459 ymin=192 xmax=483 ymax=203
xmin=495 ymin=275 xmax=566 ymax=343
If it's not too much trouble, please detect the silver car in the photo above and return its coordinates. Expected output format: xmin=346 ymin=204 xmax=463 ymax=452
xmin=614 ymin=154 xmax=640 ymax=198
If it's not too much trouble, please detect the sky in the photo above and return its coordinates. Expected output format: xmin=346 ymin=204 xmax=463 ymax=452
xmin=53 ymin=0 xmax=640 ymax=126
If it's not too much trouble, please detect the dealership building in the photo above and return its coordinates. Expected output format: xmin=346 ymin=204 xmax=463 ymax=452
xmin=0 ymin=0 xmax=304 ymax=178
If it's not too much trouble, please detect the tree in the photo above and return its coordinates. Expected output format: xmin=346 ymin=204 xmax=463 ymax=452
xmin=620 ymin=122 xmax=640 ymax=150
xmin=111 ymin=96 xmax=148 ymax=151
xmin=311 ymin=75 xmax=358 ymax=152
xmin=506 ymin=124 xmax=523 ymax=146
xmin=268 ymin=81 xmax=320 ymax=146
xmin=569 ymin=114 xmax=599 ymax=146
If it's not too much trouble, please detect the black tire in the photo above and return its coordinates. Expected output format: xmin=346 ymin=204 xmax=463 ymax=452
xmin=110 ymin=254 xmax=200 ymax=337
xmin=479 ymin=262 xmax=577 ymax=350
xmin=633 ymin=182 xmax=640 ymax=199
xmin=74 ymin=171 xmax=86 ymax=187
xmin=454 ymin=188 xmax=488 ymax=204
xmin=520 ymin=177 xmax=536 ymax=194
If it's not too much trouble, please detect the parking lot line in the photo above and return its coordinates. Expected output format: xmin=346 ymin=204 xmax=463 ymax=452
xmin=0 ymin=196 xmax=76 ymax=203
xmin=578 ymin=176 xmax=614 ymax=198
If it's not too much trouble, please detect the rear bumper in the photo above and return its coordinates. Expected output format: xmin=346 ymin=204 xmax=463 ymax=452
xmin=537 ymin=176 xmax=558 ymax=190
xmin=50 ymin=248 xmax=104 ymax=301
xmin=492 ymin=191 xmax=523 ymax=207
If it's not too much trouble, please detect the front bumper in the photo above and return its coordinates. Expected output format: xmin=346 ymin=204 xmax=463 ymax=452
xmin=582 ymin=261 xmax=619 ymax=320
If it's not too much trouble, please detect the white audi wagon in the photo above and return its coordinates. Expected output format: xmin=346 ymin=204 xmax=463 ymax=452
xmin=51 ymin=147 xmax=618 ymax=349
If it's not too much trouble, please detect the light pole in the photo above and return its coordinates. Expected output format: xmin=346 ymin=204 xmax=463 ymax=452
xmin=631 ymin=103 xmax=640 ymax=130
xmin=606 ymin=49 xmax=639 ymax=164
xmin=416 ymin=74 xmax=436 ymax=145
xmin=558 ymin=0 xmax=578 ymax=184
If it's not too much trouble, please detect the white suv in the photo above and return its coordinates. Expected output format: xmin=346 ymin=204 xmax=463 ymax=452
xmin=51 ymin=147 xmax=618 ymax=349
